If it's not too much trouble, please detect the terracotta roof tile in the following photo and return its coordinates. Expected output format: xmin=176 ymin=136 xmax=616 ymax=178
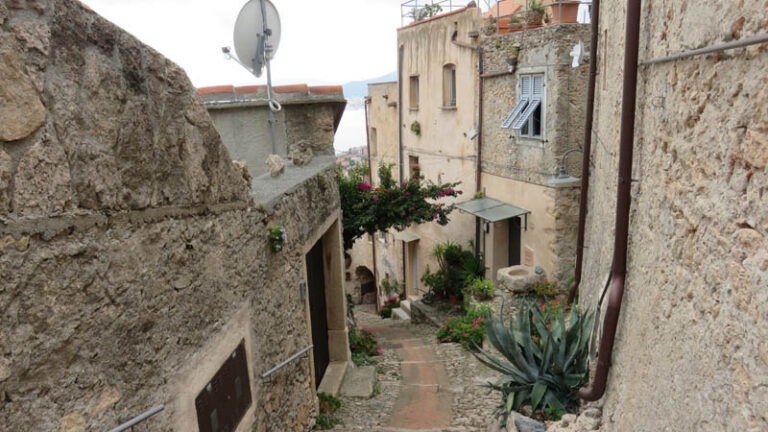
xmin=310 ymin=85 xmax=344 ymax=96
xmin=235 ymin=85 xmax=267 ymax=94
xmin=273 ymin=84 xmax=309 ymax=93
xmin=197 ymin=85 xmax=234 ymax=95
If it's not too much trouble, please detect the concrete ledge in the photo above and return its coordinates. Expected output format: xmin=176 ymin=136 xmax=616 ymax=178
xmin=317 ymin=361 xmax=349 ymax=396
xmin=339 ymin=365 xmax=376 ymax=398
xmin=391 ymin=307 xmax=410 ymax=321
xmin=409 ymin=301 xmax=442 ymax=328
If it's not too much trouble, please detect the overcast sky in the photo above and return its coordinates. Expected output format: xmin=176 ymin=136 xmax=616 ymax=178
xmin=79 ymin=0 xmax=426 ymax=87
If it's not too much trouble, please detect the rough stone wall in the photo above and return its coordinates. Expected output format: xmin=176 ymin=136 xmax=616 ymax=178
xmin=0 ymin=1 xmax=341 ymax=430
xmin=480 ymin=24 xmax=591 ymax=185
xmin=479 ymin=24 xmax=589 ymax=280
xmin=580 ymin=1 xmax=768 ymax=431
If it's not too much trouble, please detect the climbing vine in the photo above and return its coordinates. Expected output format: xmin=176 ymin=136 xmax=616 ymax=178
xmin=339 ymin=163 xmax=462 ymax=250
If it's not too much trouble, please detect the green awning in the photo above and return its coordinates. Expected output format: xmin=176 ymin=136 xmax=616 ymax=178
xmin=394 ymin=231 xmax=420 ymax=242
xmin=455 ymin=197 xmax=531 ymax=222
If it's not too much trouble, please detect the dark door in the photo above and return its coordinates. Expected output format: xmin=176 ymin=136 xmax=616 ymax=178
xmin=306 ymin=239 xmax=329 ymax=388
xmin=509 ymin=217 xmax=521 ymax=266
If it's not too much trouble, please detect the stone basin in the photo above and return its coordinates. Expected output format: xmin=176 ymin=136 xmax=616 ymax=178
xmin=496 ymin=265 xmax=544 ymax=293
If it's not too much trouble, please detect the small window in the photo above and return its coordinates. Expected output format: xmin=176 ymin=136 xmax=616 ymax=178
xmin=442 ymin=64 xmax=456 ymax=107
xmin=506 ymin=74 xmax=544 ymax=139
xmin=195 ymin=341 xmax=252 ymax=432
xmin=409 ymin=76 xmax=419 ymax=109
xmin=409 ymin=155 xmax=420 ymax=179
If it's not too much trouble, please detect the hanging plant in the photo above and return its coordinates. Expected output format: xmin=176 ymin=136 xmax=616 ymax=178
xmin=410 ymin=120 xmax=421 ymax=136
xmin=269 ymin=225 xmax=287 ymax=252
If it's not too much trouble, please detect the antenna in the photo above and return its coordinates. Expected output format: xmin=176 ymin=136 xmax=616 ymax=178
xmin=225 ymin=0 xmax=283 ymax=155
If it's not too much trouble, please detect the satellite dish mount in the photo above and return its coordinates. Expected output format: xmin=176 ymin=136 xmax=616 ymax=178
xmin=225 ymin=0 xmax=282 ymax=154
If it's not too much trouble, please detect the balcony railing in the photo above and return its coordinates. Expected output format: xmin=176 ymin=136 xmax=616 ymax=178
xmin=400 ymin=0 xmax=466 ymax=26
xmin=487 ymin=1 xmax=592 ymax=34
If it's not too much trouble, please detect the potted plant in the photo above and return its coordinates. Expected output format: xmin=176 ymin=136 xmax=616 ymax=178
xmin=509 ymin=16 xmax=524 ymax=32
xmin=526 ymin=0 xmax=545 ymax=27
xmin=550 ymin=0 xmax=581 ymax=24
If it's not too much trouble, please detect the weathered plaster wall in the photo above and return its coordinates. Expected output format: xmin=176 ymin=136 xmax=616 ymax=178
xmin=0 ymin=1 xmax=346 ymax=430
xmin=479 ymin=24 xmax=589 ymax=280
xmin=580 ymin=1 xmax=768 ymax=431
xmin=395 ymin=7 xmax=482 ymax=297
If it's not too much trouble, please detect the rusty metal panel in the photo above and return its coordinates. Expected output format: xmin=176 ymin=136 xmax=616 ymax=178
xmin=195 ymin=341 xmax=252 ymax=432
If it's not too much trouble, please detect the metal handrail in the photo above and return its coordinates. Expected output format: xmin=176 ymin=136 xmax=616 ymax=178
xmin=106 ymin=405 xmax=164 ymax=432
xmin=400 ymin=0 xmax=463 ymax=26
xmin=261 ymin=345 xmax=313 ymax=379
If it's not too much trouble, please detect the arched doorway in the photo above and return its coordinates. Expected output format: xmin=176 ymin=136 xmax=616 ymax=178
xmin=355 ymin=266 xmax=376 ymax=304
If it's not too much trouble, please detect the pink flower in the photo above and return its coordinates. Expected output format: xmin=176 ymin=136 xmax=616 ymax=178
xmin=372 ymin=195 xmax=378 ymax=201
xmin=433 ymin=215 xmax=438 ymax=219
xmin=462 ymin=333 xmax=468 ymax=337
xmin=358 ymin=183 xmax=372 ymax=190
xmin=472 ymin=324 xmax=478 ymax=329
xmin=405 ymin=192 xmax=410 ymax=197
xmin=384 ymin=189 xmax=389 ymax=193
xmin=437 ymin=209 xmax=442 ymax=213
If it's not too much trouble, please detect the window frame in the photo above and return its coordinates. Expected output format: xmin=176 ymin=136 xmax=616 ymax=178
xmin=409 ymin=75 xmax=420 ymax=110
xmin=515 ymin=73 xmax=545 ymax=140
xmin=442 ymin=63 xmax=457 ymax=108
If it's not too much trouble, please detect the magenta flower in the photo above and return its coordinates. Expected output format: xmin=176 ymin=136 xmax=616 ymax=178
xmin=372 ymin=195 xmax=378 ymax=201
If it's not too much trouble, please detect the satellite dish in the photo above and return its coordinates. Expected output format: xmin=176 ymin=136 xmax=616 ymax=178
xmin=570 ymin=40 xmax=586 ymax=68
xmin=233 ymin=0 xmax=281 ymax=77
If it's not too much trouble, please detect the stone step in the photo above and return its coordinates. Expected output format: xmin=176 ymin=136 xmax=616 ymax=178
xmin=390 ymin=307 xmax=410 ymax=321
xmin=339 ymin=365 xmax=376 ymax=398
xmin=399 ymin=300 xmax=412 ymax=315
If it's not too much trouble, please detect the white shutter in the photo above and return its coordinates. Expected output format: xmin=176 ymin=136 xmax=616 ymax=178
xmin=501 ymin=76 xmax=532 ymax=129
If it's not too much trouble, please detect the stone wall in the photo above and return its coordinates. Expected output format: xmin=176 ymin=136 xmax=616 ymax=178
xmin=201 ymin=86 xmax=345 ymax=180
xmin=479 ymin=24 xmax=589 ymax=280
xmin=0 ymin=1 xmax=344 ymax=430
xmin=580 ymin=1 xmax=768 ymax=431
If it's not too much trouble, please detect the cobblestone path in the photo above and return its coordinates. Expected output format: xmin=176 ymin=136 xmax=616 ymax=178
xmin=333 ymin=306 xmax=499 ymax=431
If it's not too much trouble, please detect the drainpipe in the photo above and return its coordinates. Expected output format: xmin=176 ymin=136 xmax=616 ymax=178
xmin=579 ymin=0 xmax=643 ymax=401
xmin=567 ymin=0 xmax=601 ymax=305
xmin=476 ymin=46 xmax=484 ymax=257
xmin=398 ymin=45 xmax=407 ymax=301
xmin=364 ymin=97 xmax=380 ymax=312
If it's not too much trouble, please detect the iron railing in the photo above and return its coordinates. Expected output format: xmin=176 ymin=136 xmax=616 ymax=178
xmin=106 ymin=405 xmax=164 ymax=432
xmin=400 ymin=0 xmax=466 ymax=26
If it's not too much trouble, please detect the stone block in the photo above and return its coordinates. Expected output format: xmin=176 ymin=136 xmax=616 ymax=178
xmin=0 ymin=149 xmax=12 ymax=213
xmin=0 ymin=34 xmax=46 ymax=142
xmin=266 ymin=154 xmax=285 ymax=177
xmin=391 ymin=307 xmax=410 ymax=321
xmin=339 ymin=365 xmax=376 ymax=398
xmin=13 ymin=134 xmax=72 ymax=216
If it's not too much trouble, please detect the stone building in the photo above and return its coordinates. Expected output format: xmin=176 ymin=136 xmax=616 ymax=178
xmin=475 ymin=22 xmax=590 ymax=285
xmin=0 ymin=1 xmax=350 ymax=431
xmin=363 ymin=5 xmax=483 ymax=304
xmin=575 ymin=0 xmax=768 ymax=431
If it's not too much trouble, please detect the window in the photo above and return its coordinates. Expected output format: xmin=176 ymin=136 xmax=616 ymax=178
xmin=409 ymin=155 xmax=420 ymax=179
xmin=442 ymin=64 xmax=456 ymax=107
xmin=195 ymin=341 xmax=252 ymax=432
xmin=501 ymin=74 xmax=544 ymax=139
xmin=409 ymin=76 xmax=419 ymax=109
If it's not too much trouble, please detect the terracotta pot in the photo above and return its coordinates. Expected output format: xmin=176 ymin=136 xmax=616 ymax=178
xmin=526 ymin=10 xmax=543 ymax=26
xmin=550 ymin=1 xmax=580 ymax=24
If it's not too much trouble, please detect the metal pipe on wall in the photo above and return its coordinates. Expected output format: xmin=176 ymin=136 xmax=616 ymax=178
xmin=364 ymin=97 xmax=380 ymax=312
xmin=579 ymin=0 xmax=643 ymax=402
xmin=567 ymin=0 xmax=601 ymax=305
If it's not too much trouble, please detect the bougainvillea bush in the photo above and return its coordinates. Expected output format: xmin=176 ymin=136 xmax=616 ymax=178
xmin=339 ymin=163 xmax=462 ymax=250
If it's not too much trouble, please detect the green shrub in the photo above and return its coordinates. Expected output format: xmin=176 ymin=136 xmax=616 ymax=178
xmin=314 ymin=392 xmax=342 ymax=430
xmin=469 ymin=277 xmax=495 ymax=300
xmin=533 ymin=279 xmax=560 ymax=298
xmin=473 ymin=302 xmax=593 ymax=424
xmin=348 ymin=326 xmax=382 ymax=357
xmin=380 ymin=277 xmax=402 ymax=297
xmin=436 ymin=304 xmax=490 ymax=350
xmin=421 ymin=241 xmax=484 ymax=300
xmin=379 ymin=296 xmax=401 ymax=319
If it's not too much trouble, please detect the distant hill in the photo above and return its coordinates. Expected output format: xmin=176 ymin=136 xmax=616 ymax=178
xmin=342 ymin=72 xmax=397 ymax=99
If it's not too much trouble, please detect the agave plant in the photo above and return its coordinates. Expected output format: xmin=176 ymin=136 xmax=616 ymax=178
xmin=473 ymin=302 xmax=593 ymax=423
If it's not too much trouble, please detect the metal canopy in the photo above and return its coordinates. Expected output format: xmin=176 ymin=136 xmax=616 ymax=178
xmin=394 ymin=231 xmax=420 ymax=242
xmin=455 ymin=197 xmax=531 ymax=223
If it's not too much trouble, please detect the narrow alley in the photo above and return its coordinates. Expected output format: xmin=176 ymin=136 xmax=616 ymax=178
xmin=334 ymin=307 xmax=499 ymax=431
